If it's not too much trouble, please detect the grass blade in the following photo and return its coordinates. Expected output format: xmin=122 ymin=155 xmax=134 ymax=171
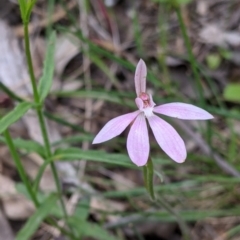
xmin=0 ymin=136 xmax=45 ymax=157
xmin=16 ymin=194 xmax=58 ymax=240
xmin=0 ymin=101 xmax=33 ymax=134
xmin=38 ymin=31 xmax=56 ymax=102
xmin=53 ymin=147 xmax=135 ymax=168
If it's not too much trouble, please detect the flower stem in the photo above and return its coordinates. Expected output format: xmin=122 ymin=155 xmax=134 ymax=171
xmin=4 ymin=129 xmax=39 ymax=206
xmin=23 ymin=15 xmax=70 ymax=229
xmin=36 ymin=107 xmax=69 ymax=217
xmin=175 ymin=6 xmax=205 ymax=107
xmin=23 ymin=22 xmax=39 ymax=103
xmin=156 ymin=195 xmax=191 ymax=240
xmin=4 ymin=129 xmax=77 ymax=238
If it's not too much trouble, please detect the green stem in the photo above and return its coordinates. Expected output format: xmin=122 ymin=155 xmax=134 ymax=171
xmin=133 ymin=10 xmax=143 ymax=58
xmin=23 ymin=22 xmax=39 ymax=103
xmin=158 ymin=3 xmax=172 ymax=94
xmin=175 ymin=6 xmax=204 ymax=107
xmin=23 ymin=13 xmax=70 ymax=232
xmin=4 ymin=129 xmax=39 ymax=206
xmin=37 ymin=108 xmax=69 ymax=222
xmin=156 ymin=196 xmax=191 ymax=240
xmin=4 ymin=129 xmax=76 ymax=239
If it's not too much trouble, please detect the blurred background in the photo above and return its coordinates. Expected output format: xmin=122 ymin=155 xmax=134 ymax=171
xmin=0 ymin=0 xmax=240 ymax=239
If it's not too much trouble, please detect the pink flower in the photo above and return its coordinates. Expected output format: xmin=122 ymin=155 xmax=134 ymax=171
xmin=93 ymin=59 xmax=213 ymax=167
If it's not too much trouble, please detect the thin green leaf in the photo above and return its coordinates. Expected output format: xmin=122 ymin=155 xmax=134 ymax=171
xmin=18 ymin=0 xmax=27 ymax=21
xmin=44 ymin=111 xmax=85 ymax=132
xmin=143 ymin=158 xmax=155 ymax=200
xmin=16 ymin=183 xmax=64 ymax=219
xmin=0 ymin=101 xmax=33 ymax=134
xmin=82 ymin=222 xmax=120 ymax=240
xmin=33 ymin=148 xmax=135 ymax=194
xmin=0 ymin=136 xmax=45 ymax=157
xmin=74 ymin=198 xmax=90 ymax=221
xmin=16 ymin=194 xmax=58 ymax=240
xmin=225 ymin=224 xmax=240 ymax=239
xmin=151 ymin=0 xmax=192 ymax=6
xmin=88 ymin=54 xmax=120 ymax=88
xmin=33 ymin=160 xmax=51 ymax=193
xmin=57 ymin=26 xmax=162 ymax=88
xmin=69 ymin=217 xmax=121 ymax=240
xmin=53 ymin=90 xmax=124 ymax=105
xmin=0 ymin=82 xmax=24 ymax=102
xmin=53 ymin=147 xmax=135 ymax=168
xmin=52 ymin=134 xmax=93 ymax=146
xmin=38 ymin=31 xmax=56 ymax=102
xmin=26 ymin=0 xmax=36 ymax=21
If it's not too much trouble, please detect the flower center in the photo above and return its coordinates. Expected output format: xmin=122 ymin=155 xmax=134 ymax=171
xmin=139 ymin=92 xmax=151 ymax=108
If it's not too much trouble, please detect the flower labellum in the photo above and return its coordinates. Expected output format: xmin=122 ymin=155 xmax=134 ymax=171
xmin=93 ymin=59 xmax=213 ymax=167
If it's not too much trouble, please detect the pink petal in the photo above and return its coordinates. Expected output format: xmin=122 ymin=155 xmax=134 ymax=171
xmin=154 ymin=103 xmax=214 ymax=120
xmin=149 ymin=94 xmax=156 ymax=107
xmin=135 ymin=59 xmax=147 ymax=96
xmin=127 ymin=113 xmax=149 ymax=166
xmin=148 ymin=114 xmax=186 ymax=163
xmin=135 ymin=97 xmax=144 ymax=110
xmin=93 ymin=111 xmax=140 ymax=144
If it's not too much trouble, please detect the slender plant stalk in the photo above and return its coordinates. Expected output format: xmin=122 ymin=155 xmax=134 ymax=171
xmin=4 ymin=129 xmax=77 ymax=238
xmin=4 ymin=129 xmax=39 ymax=206
xmin=23 ymin=16 xmax=70 ymax=230
xmin=23 ymin=23 xmax=39 ymax=103
xmin=175 ymin=6 xmax=204 ymax=107
xmin=156 ymin=195 xmax=191 ymax=240
xmin=36 ymin=107 xmax=69 ymax=219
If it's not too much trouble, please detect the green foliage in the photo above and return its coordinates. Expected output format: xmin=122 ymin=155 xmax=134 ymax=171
xmin=0 ymin=82 xmax=24 ymax=102
xmin=16 ymin=183 xmax=64 ymax=218
xmin=88 ymin=54 xmax=120 ymax=88
xmin=16 ymin=194 xmax=58 ymax=240
xmin=0 ymin=101 xmax=33 ymax=134
xmin=74 ymin=198 xmax=90 ymax=221
xmin=52 ymin=134 xmax=93 ymax=146
xmin=173 ymin=0 xmax=192 ymax=5
xmin=53 ymin=90 xmax=125 ymax=105
xmin=206 ymin=54 xmax=221 ymax=70
xmin=53 ymin=147 xmax=135 ymax=168
xmin=152 ymin=0 xmax=192 ymax=7
xmin=0 ymin=136 xmax=45 ymax=157
xmin=143 ymin=158 xmax=155 ymax=200
xmin=18 ymin=0 xmax=27 ymax=21
xmin=18 ymin=0 xmax=36 ymax=22
xmin=38 ymin=31 xmax=56 ymax=103
xmin=219 ymin=48 xmax=232 ymax=60
xmin=69 ymin=217 xmax=121 ymax=240
xmin=3 ymin=1 xmax=240 ymax=239
xmin=224 ymin=83 xmax=240 ymax=102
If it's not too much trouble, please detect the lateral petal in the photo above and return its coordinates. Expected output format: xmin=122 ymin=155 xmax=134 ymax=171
xmin=93 ymin=111 xmax=140 ymax=144
xmin=135 ymin=59 xmax=147 ymax=96
xmin=135 ymin=97 xmax=144 ymax=110
xmin=127 ymin=113 xmax=149 ymax=166
xmin=154 ymin=103 xmax=214 ymax=120
xmin=148 ymin=114 xmax=186 ymax=163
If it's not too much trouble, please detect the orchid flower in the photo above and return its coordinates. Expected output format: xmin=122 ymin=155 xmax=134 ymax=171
xmin=93 ymin=59 xmax=213 ymax=167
